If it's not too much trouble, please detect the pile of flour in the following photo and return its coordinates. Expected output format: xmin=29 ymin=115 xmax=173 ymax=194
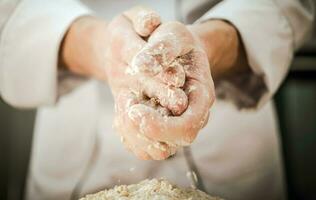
xmin=80 ymin=179 xmax=221 ymax=200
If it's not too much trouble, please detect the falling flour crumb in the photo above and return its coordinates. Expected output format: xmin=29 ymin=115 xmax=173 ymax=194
xmin=80 ymin=179 xmax=223 ymax=200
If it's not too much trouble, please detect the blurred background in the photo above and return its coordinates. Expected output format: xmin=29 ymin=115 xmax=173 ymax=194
xmin=1 ymin=44 xmax=316 ymax=200
xmin=0 ymin=1 xmax=316 ymax=200
xmin=1 ymin=38 xmax=316 ymax=200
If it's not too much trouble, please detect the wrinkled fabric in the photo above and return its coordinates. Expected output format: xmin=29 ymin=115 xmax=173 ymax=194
xmin=0 ymin=0 xmax=91 ymax=108
xmin=195 ymin=0 xmax=314 ymax=109
xmin=0 ymin=0 xmax=313 ymax=200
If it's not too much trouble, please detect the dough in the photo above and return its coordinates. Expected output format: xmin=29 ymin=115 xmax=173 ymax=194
xmin=80 ymin=179 xmax=222 ymax=200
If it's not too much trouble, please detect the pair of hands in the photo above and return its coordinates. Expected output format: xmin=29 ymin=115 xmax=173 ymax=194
xmin=61 ymin=7 xmax=242 ymax=160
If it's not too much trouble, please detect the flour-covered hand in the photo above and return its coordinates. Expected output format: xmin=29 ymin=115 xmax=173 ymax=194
xmin=121 ymin=21 xmax=215 ymax=149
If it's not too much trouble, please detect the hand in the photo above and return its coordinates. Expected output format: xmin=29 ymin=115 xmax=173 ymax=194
xmin=125 ymin=20 xmax=247 ymax=150
xmin=60 ymin=7 xmax=184 ymax=160
xmin=117 ymin=21 xmax=215 ymax=157
xmin=108 ymin=9 xmax=191 ymax=160
xmin=59 ymin=6 xmax=162 ymax=81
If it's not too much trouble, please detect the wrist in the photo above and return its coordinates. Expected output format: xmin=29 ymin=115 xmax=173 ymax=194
xmin=191 ymin=20 xmax=247 ymax=80
xmin=59 ymin=16 xmax=108 ymax=80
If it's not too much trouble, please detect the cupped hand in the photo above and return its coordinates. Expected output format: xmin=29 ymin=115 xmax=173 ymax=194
xmin=61 ymin=6 xmax=216 ymax=160
xmin=107 ymin=8 xmax=191 ymax=160
xmin=115 ymin=21 xmax=215 ymax=159
xmin=60 ymin=6 xmax=183 ymax=160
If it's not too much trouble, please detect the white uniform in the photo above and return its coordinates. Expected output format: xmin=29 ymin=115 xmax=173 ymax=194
xmin=0 ymin=0 xmax=314 ymax=199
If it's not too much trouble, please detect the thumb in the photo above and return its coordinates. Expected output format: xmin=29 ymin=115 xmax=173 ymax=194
xmin=123 ymin=6 xmax=161 ymax=37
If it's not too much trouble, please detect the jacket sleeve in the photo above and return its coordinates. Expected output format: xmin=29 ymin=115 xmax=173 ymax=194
xmin=0 ymin=0 xmax=92 ymax=108
xmin=197 ymin=0 xmax=314 ymax=109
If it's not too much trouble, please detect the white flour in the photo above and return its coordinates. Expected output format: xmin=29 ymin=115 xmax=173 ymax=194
xmin=80 ymin=179 xmax=222 ymax=200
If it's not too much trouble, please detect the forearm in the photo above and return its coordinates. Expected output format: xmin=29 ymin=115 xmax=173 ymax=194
xmin=59 ymin=16 xmax=109 ymax=81
xmin=0 ymin=1 xmax=91 ymax=108
xmin=190 ymin=20 xmax=249 ymax=81
xmin=60 ymin=17 xmax=248 ymax=85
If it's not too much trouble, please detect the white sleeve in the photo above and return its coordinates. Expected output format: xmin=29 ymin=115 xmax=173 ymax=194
xmin=197 ymin=0 xmax=314 ymax=109
xmin=0 ymin=0 xmax=92 ymax=108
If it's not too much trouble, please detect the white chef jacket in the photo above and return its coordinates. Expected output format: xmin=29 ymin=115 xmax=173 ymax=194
xmin=0 ymin=0 xmax=314 ymax=200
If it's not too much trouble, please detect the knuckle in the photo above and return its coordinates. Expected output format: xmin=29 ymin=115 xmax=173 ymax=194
xmin=136 ymin=13 xmax=161 ymax=37
xmin=131 ymin=51 xmax=161 ymax=75
xmin=167 ymin=89 xmax=188 ymax=116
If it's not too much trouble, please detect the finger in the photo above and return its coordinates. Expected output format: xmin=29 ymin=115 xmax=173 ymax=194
xmin=123 ymin=6 xmax=161 ymax=37
xmin=128 ymin=79 xmax=214 ymax=146
xmin=114 ymin=98 xmax=152 ymax=161
xmin=147 ymin=22 xmax=201 ymax=87
xmin=179 ymin=49 xmax=212 ymax=85
xmin=130 ymin=37 xmax=184 ymax=80
xmin=114 ymin=90 xmax=139 ymax=114
xmin=113 ymin=69 xmax=188 ymax=116
xmin=147 ymin=143 xmax=176 ymax=160
xmin=113 ymin=90 xmax=139 ymax=153
xmin=171 ymin=78 xmax=214 ymax=142
xmin=140 ymin=98 xmax=172 ymax=116
xmin=119 ymin=115 xmax=175 ymax=160
xmin=169 ymin=78 xmax=214 ymax=141
xmin=156 ymin=60 xmax=186 ymax=88
xmin=156 ymin=105 xmax=171 ymax=116
xmin=149 ymin=21 xmax=196 ymax=57
xmin=108 ymin=15 xmax=146 ymax=65
xmin=131 ymin=22 xmax=194 ymax=87
xmin=134 ymin=133 xmax=175 ymax=160
xmin=114 ymin=91 xmax=176 ymax=160
xmin=139 ymin=76 xmax=188 ymax=116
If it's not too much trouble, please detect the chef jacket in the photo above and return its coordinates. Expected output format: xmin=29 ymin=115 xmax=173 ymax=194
xmin=0 ymin=0 xmax=314 ymax=200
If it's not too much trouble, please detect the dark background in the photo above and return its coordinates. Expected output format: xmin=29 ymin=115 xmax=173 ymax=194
xmin=275 ymin=51 xmax=316 ymax=199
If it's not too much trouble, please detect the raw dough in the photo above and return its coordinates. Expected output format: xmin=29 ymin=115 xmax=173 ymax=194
xmin=80 ymin=179 xmax=222 ymax=200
